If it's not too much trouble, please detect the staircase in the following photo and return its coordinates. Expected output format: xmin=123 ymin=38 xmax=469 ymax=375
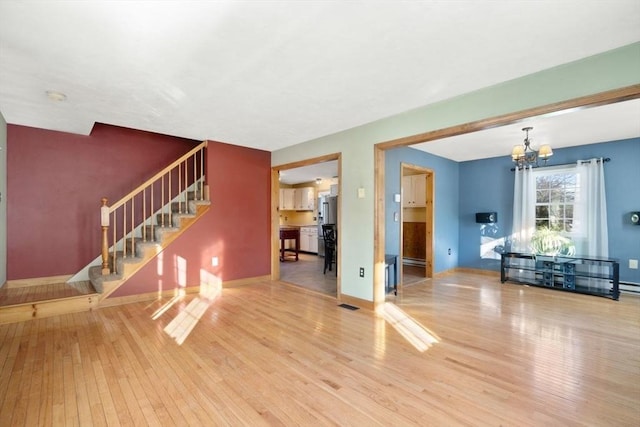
xmin=90 ymin=195 xmax=210 ymax=299
xmin=0 ymin=142 xmax=209 ymax=325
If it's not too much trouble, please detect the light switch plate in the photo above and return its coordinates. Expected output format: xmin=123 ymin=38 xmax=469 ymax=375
xmin=357 ymin=187 xmax=365 ymax=198
xmin=630 ymin=259 xmax=638 ymax=269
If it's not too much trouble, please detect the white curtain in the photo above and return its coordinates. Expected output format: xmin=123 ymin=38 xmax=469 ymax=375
xmin=574 ymin=158 xmax=608 ymax=257
xmin=511 ymin=165 xmax=535 ymax=253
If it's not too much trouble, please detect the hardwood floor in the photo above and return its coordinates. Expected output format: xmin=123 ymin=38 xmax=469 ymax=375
xmin=0 ymin=281 xmax=96 ymax=307
xmin=401 ymin=264 xmax=427 ymax=287
xmin=1 ymin=272 xmax=638 ymax=426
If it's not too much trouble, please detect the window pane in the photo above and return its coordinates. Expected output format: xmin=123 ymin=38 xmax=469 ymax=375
xmin=536 ymin=176 xmax=550 ymax=189
xmin=565 ymin=219 xmax=573 ymax=232
xmin=565 ymin=205 xmax=573 ymax=218
xmin=537 ymin=190 xmax=549 ymax=203
xmin=536 ymin=205 xmax=549 ymax=218
xmin=549 ymin=218 xmax=563 ymax=231
xmin=550 ymin=205 xmax=564 ymax=218
xmin=536 ymin=220 xmax=549 ymax=229
xmin=564 ymin=188 xmax=576 ymax=203
xmin=550 ymin=189 xmax=563 ymax=203
xmin=550 ymin=174 xmax=566 ymax=188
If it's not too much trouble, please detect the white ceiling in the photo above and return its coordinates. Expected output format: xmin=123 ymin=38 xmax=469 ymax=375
xmin=279 ymin=160 xmax=338 ymax=185
xmin=0 ymin=1 xmax=639 ymax=163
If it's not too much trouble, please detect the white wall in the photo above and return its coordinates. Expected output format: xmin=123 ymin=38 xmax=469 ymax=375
xmin=275 ymin=44 xmax=640 ymax=302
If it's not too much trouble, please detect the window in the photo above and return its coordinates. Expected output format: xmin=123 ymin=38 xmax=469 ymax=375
xmin=534 ymin=168 xmax=578 ymax=234
xmin=528 ymin=166 xmax=579 ymax=256
xmin=513 ymin=160 xmax=608 ymax=257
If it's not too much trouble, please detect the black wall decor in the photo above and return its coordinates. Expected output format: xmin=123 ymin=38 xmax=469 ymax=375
xmin=476 ymin=212 xmax=497 ymax=224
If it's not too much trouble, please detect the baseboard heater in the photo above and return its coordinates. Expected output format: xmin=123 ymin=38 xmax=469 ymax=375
xmin=620 ymin=281 xmax=640 ymax=295
xmin=403 ymin=258 xmax=426 ymax=267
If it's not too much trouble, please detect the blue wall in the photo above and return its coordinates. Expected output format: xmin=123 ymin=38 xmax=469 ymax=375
xmin=458 ymin=155 xmax=515 ymax=271
xmin=458 ymin=138 xmax=640 ymax=284
xmin=385 ymin=147 xmax=459 ymax=273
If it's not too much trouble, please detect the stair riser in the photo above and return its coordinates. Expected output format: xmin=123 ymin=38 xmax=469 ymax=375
xmin=171 ymin=199 xmax=203 ymax=214
xmin=156 ymin=214 xmax=181 ymax=228
xmin=0 ymin=296 xmax=98 ymax=325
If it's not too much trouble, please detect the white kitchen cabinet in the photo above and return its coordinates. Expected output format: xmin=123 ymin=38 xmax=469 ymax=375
xmin=299 ymin=226 xmax=318 ymax=253
xmin=279 ymin=187 xmax=314 ymax=211
xmin=402 ymin=174 xmax=426 ymax=208
xmin=308 ymin=232 xmax=318 ymax=253
xmin=279 ymin=188 xmax=296 ymax=211
xmin=294 ymin=187 xmax=315 ymax=211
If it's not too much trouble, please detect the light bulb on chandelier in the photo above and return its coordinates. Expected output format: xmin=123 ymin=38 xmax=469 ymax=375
xmin=511 ymin=126 xmax=553 ymax=168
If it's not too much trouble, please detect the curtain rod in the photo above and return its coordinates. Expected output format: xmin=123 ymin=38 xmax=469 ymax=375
xmin=510 ymin=157 xmax=610 ymax=172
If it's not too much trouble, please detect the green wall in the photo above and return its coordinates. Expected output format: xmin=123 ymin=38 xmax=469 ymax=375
xmin=271 ymin=42 xmax=640 ymax=302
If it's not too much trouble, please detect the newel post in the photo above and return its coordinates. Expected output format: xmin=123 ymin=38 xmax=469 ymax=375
xmin=100 ymin=198 xmax=110 ymax=275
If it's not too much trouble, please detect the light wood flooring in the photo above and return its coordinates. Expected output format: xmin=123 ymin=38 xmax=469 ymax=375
xmin=1 ymin=272 xmax=639 ymax=426
xmin=0 ymin=281 xmax=96 ymax=307
xmin=400 ymin=264 xmax=427 ymax=287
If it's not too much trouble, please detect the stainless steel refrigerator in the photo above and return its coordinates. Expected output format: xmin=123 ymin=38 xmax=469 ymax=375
xmin=317 ymin=195 xmax=337 ymax=257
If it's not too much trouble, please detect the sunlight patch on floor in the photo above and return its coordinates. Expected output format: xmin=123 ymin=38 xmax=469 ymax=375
xmin=151 ymin=288 xmax=186 ymax=320
xmin=162 ymin=269 xmax=222 ymax=345
xmin=382 ymin=302 xmax=440 ymax=352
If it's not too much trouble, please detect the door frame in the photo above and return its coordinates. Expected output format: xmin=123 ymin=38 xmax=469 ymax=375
xmin=399 ymin=163 xmax=434 ymax=293
xmin=271 ymin=153 xmax=342 ymax=297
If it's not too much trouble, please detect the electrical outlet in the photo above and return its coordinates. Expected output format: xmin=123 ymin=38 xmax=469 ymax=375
xmin=359 ymin=267 xmax=365 ymax=278
xmin=630 ymin=259 xmax=638 ymax=269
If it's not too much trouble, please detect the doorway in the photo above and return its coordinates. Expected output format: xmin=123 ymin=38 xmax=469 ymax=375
xmin=399 ymin=164 xmax=434 ymax=293
xmin=271 ymin=154 xmax=341 ymax=297
xmin=374 ymin=86 xmax=639 ymax=307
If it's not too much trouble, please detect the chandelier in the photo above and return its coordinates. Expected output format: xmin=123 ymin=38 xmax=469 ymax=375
xmin=511 ymin=126 xmax=553 ymax=168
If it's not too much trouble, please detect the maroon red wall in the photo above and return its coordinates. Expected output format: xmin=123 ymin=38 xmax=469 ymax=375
xmin=110 ymin=140 xmax=272 ymax=297
xmin=7 ymin=124 xmax=271 ymax=289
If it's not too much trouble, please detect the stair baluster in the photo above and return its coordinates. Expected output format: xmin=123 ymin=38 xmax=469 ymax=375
xmin=96 ymin=141 xmax=208 ymax=286
xmin=101 ymin=198 xmax=110 ymax=275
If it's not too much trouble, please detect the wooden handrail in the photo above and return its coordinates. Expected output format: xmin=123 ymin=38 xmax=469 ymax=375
xmin=109 ymin=140 xmax=208 ymax=212
xmin=100 ymin=140 xmax=208 ymax=275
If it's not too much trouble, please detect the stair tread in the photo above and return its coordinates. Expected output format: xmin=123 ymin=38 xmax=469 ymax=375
xmin=0 ymin=281 xmax=98 ymax=308
xmin=90 ymin=194 xmax=211 ymax=298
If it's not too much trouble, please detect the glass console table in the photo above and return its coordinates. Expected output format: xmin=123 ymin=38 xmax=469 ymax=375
xmin=500 ymin=252 xmax=619 ymax=300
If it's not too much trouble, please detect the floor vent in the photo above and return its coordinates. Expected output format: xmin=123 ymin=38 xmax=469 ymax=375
xmin=338 ymin=303 xmax=359 ymax=310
